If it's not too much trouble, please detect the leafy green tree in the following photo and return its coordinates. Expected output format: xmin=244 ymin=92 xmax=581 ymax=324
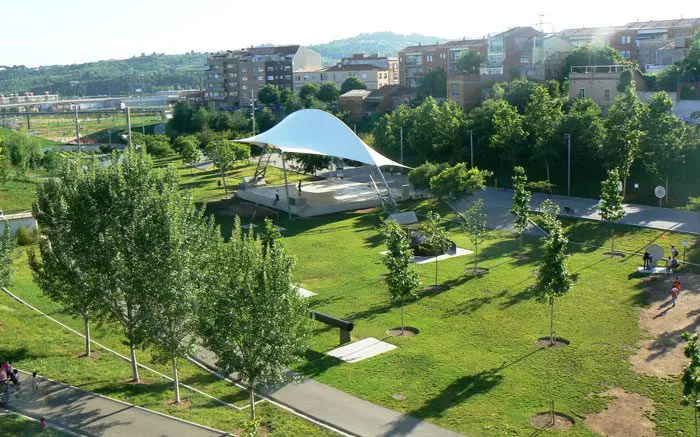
xmin=421 ymin=211 xmax=451 ymax=286
xmin=490 ymin=99 xmax=526 ymax=169
xmin=205 ymin=140 xmax=251 ymax=194
xmin=254 ymin=108 xmax=277 ymax=132
xmin=511 ymin=166 xmax=531 ymax=249
xmin=340 ymin=76 xmax=367 ymax=94
xmin=317 ymin=82 xmax=340 ymax=103
xmin=418 ymin=67 xmax=446 ymax=98
xmin=169 ymin=101 xmax=198 ymax=134
xmin=462 ymin=199 xmax=488 ymax=271
xmin=556 ymin=98 xmax=607 ymax=184
xmin=598 ymin=168 xmax=625 ymax=256
xmin=524 ymin=86 xmax=564 ymax=181
xmin=299 ymin=83 xmax=320 ymax=104
xmin=640 ymin=92 xmax=690 ymax=199
xmin=382 ymin=219 xmax=421 ymax=335
xmin=258 ymin=84 xmax=281 ymax=106
xmin=197 ymin=218 xmax=312 ymax=419
xmin=279 ymin=87 xmax=294 ymax=105
xmin=259 ymin=217 xmax=282 ymax=257
xmin=0 ymin=220 xmax=15 ymax=289
xmin=30 ymin=158 xmax=107 ymax=357
xmin=602 ymin=82 xmax=645 ymax=197
xmin=502 ymin=77 xmax=539 ymax=113
xmin=41 ymin=149 xmax=64 ymax=174
xmin=144 ymin=134 xmax=174 ymax=157
xmin=406 ymin=98 xmax=466 ymax=162
xmin=283 ymin=94 xmax=304 ymax=115
xmin=138 ymin=189 xmax=218 ymax=403
xmin=289 ymin=153 xmax=331 ymax=175
xmin=533 ymin=212 xmax=572 ymax=345
xmin=429 ymin=163 xmax=487 ymax=200
xmin=179 ymin=137 xmax=201 ymax=171
xmin=457 ymin=51 xmax=486 ymax=74
xmin=682 ymin=331 xmax=700 ymax=437
xmin=5 ymin=131 xmax=43 ymax=176
xmin=192 ymin=107 xmax=211 ymax=132
xmin=407 ymin=162 xmax=447 ymax=192
xmin=173 ymin=134 xmax=198 ymax=153
xmin=373 ymin=104 xmax=413 ymax=159
xmin=560 ymin=45 xmax=626 ymax=81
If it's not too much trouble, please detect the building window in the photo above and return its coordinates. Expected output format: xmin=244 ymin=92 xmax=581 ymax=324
xmin=426 ymin=55 xmax=433 ymax=62
xmin=578 ymin=88 xmax=585 ymax=98
xmin=440 ymin=53 xmax=446 ymax=59
xmin=241 ymin=68 xmax=248 ymax=73
xmin=627 ymin=36 xmax=631 ymax=44
xmin=620 ymin=36 xmax=626 ymax=44
xmin=267 ymin=66 xmax=274 ymax=71
xmin=520 ymin=56 xmax=530 ymax=64
xmin=361 ymin=73 xmax=367 ymax=79
xmin=242 ymin=85 xmax=248 ymax=90
xmin=604 ymin=88 xmax=611 ymax=100
xmin=267 ymin=75 xmax=274 ymax=80
xmin=258 ymin=67 xmax=264 ymax=73
xmin=242 ymin=76 xmax=248 ymax=81
xmin=257 ymin=76 xmax=264 ymax=80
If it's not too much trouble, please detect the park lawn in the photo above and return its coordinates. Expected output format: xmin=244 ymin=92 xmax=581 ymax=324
xmin=0 ymin=127 xmax=63 ymax=147
xmin=0 ymin=413 xmax=71 ymax=437
xmin=2 ymin=250 xmax=334 ymax=436
xmin=261 ymin=201 xmax=699 ymax=436
xmin=0 ymin=177 xmax=43 ymax=214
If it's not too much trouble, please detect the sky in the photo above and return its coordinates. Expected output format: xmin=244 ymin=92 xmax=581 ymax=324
xmin=2 ymin=0 xmax=699 ymax=67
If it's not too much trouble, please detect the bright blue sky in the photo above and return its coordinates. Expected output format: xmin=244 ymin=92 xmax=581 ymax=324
xmin=2 ymin=0 xmax=698 ymax=66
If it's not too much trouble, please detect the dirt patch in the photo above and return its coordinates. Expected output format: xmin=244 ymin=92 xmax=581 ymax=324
xmin=168 ymin=399 xmax=191 ymax=409
xmin=353 ymin=207 xmax=378 ymax=214
xmin=423 ymin=284 xmax=449 ymax=295
xmin=531 ymin=412 xmax=575 ymax=431
xmin=75 ymin=350 xmax=102 ymax=361
xmin=535 ymin=337 xmax=570 ymax=348
xmin=128 ymin=378 xmax=155 ymax=385
xmin=387 ymin=327 xmax=420 ymax=337
xmin=585 ymin=388 xmax=656 ymax=436
xmin=464 ymin=267 xmax=489 ymax=276
xmin=603 ymin=252 xmax=626 ymax=258
xmin=630 ymin=273 xmax=700 ymax=378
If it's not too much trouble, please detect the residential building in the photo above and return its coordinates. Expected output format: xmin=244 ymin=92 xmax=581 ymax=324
xmin=205 ymin=45 xmax=321 ymax=109
xmin=340 ymin=54 xmax=399 ymax=84
xmin=324 ymin=64 xmax=392 ymax=90
xmin=530 ymin=35 xmax=574 ymax=80
xmin=481 ymin=27 xmax=542 ymax=81
xmin=0 ymin=92 xmax=58 ymax=105
xmin=640 ymin=34 xmax=695 ymax=73
xmin=445 ymin=39 xmax=488 ymax=75
xmin=568 ymin=64 xmax=648 ymax=111
xmin=609 ymin=18 xmax=699 ymax=63
xmin=398 ymin=43 xmax=450 ymax=88
xmin=293 ymin=67 xmax=327 ymax=93
xmin=447 ymin=74 xmax=482 ymax=109
xmin=338 ymin=89 xmax=373 ymax=121
xmin=557 ymin=27 xmax=617 ymax=47
xmin=364 ymin=85 xmax=417 ymax=114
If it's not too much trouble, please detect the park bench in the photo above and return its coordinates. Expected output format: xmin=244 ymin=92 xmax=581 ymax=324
xmin=311 ymin=311 xmax=354 ymax=344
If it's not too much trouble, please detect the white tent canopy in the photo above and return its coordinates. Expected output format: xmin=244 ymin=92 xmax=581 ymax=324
xmin=237 ymin=109 xmax=407 ymax=168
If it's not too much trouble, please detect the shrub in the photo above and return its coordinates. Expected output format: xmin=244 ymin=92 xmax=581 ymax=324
xmin=429 ymin=163 xmax=488 ymax=200
xmin=16 ymin=226 xmax=39 ymax=246
xmin=407 ymin=162 xmax=446 ymax=190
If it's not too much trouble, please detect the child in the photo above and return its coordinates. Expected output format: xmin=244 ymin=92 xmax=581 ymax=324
xmin=32 ymin=371 xmax=39 ymax=391
xmin=674 ymin=277 xmax=682 ymax=293
xmin=39 ymin=417 xmax=47 ymax=430
xmin=671 ymin=286 xmax=679 ymax=307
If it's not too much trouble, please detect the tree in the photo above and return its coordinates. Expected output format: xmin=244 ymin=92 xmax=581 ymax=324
xmin=524 ymin=86 xmax=563 ymax=182
xmin=457 ymin=51 xmax=486 ymax=74
xmin=429 ymin=163 xmax=487 ymax=200
xmin=407 ymin=162 xmax=447 ymax=192
xmin=561 ymin=45 xmax=626 ymax=81
xmin=511 ymin=166 xmax=531 ymax=249
xmin=205 ymin=140 xmax=251 ymax=195
xmin=682 ymin=332 xmax=700 ymax=437
xmin=139 ymin=189 xmax=218 ymax=403
xmin=283 ymin=94 xmax=304 ymax=115
xmin=0 ymin=220 xmax=14 ymax=289
xmin=317 ymin=82 xmax=340 ymax=103
xmin=490 ymin=99 xmax=526 ymax=170
xmin=598 ymin=168 xmax=625 ymax=256
xmin=418 ymin=68 xmax=446 ymax=98
xmin=254 ymin=108 xmax=277 ymax=133
xmin=259 ymin=217 xmax=282 ymax=257
xmin=29 ymin=158 xmax=107 ymax=357
xmin=462 ymin=199 xmax=488 ymax=271
xmin=144 ymin=134 xmax=174 ymax=158
xmin=280 ymin=87 xmax=294 ymax=105
xmin=421 ymin=211 xmax=451 ymax=287
xmin=197 ymin=218 xmax=312 ymax=419
xmin=556 ymin=98 xmax=607 ymax=186
xmin=289 ymin=153 xmax=331 ymax=175
xmin=340 ymin=76 xmax=367 ymax=94
xmin=532 ymin=212 xmax=572 ymax=345
xmin=179 ymin=137 xmax=201 ymax=173
xmin=382 ymin=219 xmax=421 ymax=335
xmin=503 ymin=77 xmax=539 ymax=112
xmin=602 ymin=82 xmax=645 ymax=197
xmin=258 ymin=84 xmax=280 ymax=106
xmin=299 ymin=83 xmax=320 ymax=104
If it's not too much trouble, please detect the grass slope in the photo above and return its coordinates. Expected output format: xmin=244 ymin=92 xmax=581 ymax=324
xmin=0 ymin=414 xmax=71 ymax=437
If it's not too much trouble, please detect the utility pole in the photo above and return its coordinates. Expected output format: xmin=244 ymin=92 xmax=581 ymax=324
xmin=470 ymin=130 xmax=474 ymax=169
xmin=537 ymin=14 xmax=549 ymax=80
xmin=251 ymin=89 xmax=256 ymax=135
xmin=399 ymin=126 xmax=404 ymax=166
xmin=126 ymin=106 xmax=132 ymax=148
xmin=567 ymin=134 xmax=572 ymax=197
xmin=74 ymin=105 xmax=81 ymax=154
xmin=141 ymin=96 xmax=145 ymax=135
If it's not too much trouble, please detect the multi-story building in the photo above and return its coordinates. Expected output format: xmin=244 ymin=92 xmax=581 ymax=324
xmin=567 ymin=64 xmax=648 ymax=112
xmin=481 ymin=27 xmax=542 ymax=81
xmin=609 ymin=18 xmax=699 ymax=63
xmin=446 ymin=39 xmax=488 ymax=75
xmin=556 ymin=27 xmax=617 ymax=48
xmin=323 ymin=64 xmax=392 ymax=90
xmin=339 ymin=54 xmax=399 ymax=84
xmin=292 ymin=67 xmax=327 ymax=93
xmin=447 ymin=74 xmax=482 ymax=109
xmin=398 ymin=43 xmax=450 ymax=88
xmin=205 ymin=45 xmax=321 ymax=109
xmin=530 ymin=35 xmax=574 ymax=80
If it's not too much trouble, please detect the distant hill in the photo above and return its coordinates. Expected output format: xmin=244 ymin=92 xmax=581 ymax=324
xmin=310 ymin=31 xmax=449 ymax=64
xmin=0 ymin=32 xmax=450 ymax=96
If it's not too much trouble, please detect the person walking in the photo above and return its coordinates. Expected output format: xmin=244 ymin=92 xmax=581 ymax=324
xmin=643 ymin=251 xmax=651 ymax=270
xmin=671 ymin=245 xmax=680 ymax=260
xmin=671 ymin=286 xmax=679 ymax=307
xmin=32 ymin=371 xmax=39 ymax=391
xmin=298 ymin=180 xmax=302 ymax=195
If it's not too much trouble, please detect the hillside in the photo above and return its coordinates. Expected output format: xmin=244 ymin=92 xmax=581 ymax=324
xmin=310 ymin=31 xmax=449 ymax=64
xmin=0 ymin=32 xmax=449 ymax=96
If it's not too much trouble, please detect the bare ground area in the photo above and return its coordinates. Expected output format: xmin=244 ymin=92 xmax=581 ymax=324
xmin=630 ymin=273 xmax=700 ymax=377
xmin=585 ymin=388 xmax=656 ymax=437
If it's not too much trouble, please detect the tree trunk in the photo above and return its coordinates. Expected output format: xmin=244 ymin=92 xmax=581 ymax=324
xmin=172 ymin=358 xmax=180 ymax=404
xmin=612 ymin=230 xmax=615 ymax=255
xmin=695 ymin=393 xmax=698 ymax=437
xmin=83 ymin=313 xmax=91 ymax=357
xmin=549 ymin=297 xmax=555 ymax=345
xmin=249 ymin=384 xmax=256 ymax=420
xmin=401 ymin=297 xmax=405 ymax=335
xmin=545 ymin=160 xmax=550 ymax=183
xmin=434 ymin=255 xmax=438 ymax=286
xmin=519 ymin=232 xmax=523 ymax=251
xmin=221 ymin=168 xmax=228 ymax=195
xmin=623 ymin=177 xmax=628 ymax=200
xmin=130 ymin=343 xmax=140 ymax=383
xmin=474 ymin=242 xmax=479 ymax=270
xmin=665 ymin=174 xmax=669 ymax=205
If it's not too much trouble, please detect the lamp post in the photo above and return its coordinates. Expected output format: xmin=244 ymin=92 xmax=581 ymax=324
xmin=399 ymin=125 xmax=404 ymax=166
xmin=565 ymin=133 xmax=571 ymax=197
xmin=469 ymin=130 xmax=474 ymax=169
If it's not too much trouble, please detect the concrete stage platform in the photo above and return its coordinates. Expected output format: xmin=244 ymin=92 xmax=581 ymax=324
xmin=237 ymin=178 xmax=403 ymax=217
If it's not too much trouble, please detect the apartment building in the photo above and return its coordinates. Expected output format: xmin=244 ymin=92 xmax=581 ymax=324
xmin=481 ymin=27 xmax=542 ymax=80
xmin=447 ymin=74 xmax=482 ymax=109
xmin=398 ymin=43 xmax=450 ymax=88
xmin=531 ymin=35 xmax=574 ymax=80
xmin=567 ymin=64 xmax=648 ymax=111
xmin=557 ymin=27 xmax=617 ymax=48
xmin=292 ymin=67 xmax=327 ymax=93
xmin=609 ymin=18 xmax=699 ymax=63
xmin=340 ymin=54 xmax=399 ymax=84
xmin=205 ymin=45 xmax=321 ymax=109
xmin=446 ymin=39 xmax=488 ymax=75
xmin=324 ymin=64 xmax=392 ymax=90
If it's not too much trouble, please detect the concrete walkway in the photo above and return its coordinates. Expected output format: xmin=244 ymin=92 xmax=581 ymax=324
xmin=190 ymin=345 xmax=464 ymax=437
xmin=5 ymin=374 xmax=227 ymax=437
xmin=451 ymin=187 xmax=700 ymax=235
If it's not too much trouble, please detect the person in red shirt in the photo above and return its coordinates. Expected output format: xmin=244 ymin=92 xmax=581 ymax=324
xmin=674 ymin=277 xmax=682 ymax=292
xmin=671 ymin=287 xmax=679 ymax=307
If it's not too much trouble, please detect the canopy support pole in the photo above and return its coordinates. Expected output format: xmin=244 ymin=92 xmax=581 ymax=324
xmin=375 ymin=165 xmax=399 ymax=213
xmin=281 ymin=153 xmax=293 ymax=220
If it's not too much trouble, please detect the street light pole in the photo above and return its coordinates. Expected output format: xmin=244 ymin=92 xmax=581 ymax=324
xmin=251 ymin=89 xmax=256 ymax=136
xmin=399 ymin=126 xmax=404 ymax=166
xmin=126 ymin=106 xmax=132 ymax=148
xmin=74 ymin=105 xmax=81 ymax=154
xmin=470 ymin=130 xmax=474 ymax=169
xmin=565 ymin=133 xmax=571 ymax=197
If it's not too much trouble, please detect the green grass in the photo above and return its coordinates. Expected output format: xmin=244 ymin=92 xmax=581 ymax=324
xmin=0 ymin=127 xmax=62 ymax=147
xmin=0 ymin=177 xmax=42 ymax=213
xmin=0 ymin=413 xmax=71 ymax=436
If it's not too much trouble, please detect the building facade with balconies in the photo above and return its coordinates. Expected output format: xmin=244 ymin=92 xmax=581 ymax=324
xmin=398 ymin=43 xmax=450 ymax=88
xmin=568 ymin=64 xmax=648 ymax=112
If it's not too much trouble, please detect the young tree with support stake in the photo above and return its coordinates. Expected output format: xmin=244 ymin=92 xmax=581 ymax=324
xmin=533 ymin=210 xmax=572 ymax=346
xmin=511 ymin=166 xmax=531 ymax=250
xmin=682 ymin=332 xmax=700 ymax=437
xmin=382 ymin=219 xmax=422 ymax=335
xmin=462 ymin=199 xmax=488 ymax=273
xmin=206 ymin=140 xmax=251 ymax=195
xmin=197 ymin=218 xmax=312 ymax=419
xmin=0 ymin=220 xmax=15 ymax=289
xmin=422 ymin=211 xmax=451 ymax=287
xmin=30 ymin=158 xmax=106 ymax=358
xmin=598 ymin=168 xmax=625 ymax=257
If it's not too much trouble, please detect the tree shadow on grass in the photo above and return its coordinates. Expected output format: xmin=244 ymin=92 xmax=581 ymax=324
xmin=0 ymin=346 xmax=32 ymax=363
xmin=294 ymin=349 xmax=343 ymax=379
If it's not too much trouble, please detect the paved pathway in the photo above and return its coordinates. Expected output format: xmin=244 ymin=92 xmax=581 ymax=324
xmin=6 ymin=373 xmax=226 ymax=437
xmin=451 ymin=187 xmax=700 ymax=235
xmin=190 ymin=345 xmax=464 ymax=437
